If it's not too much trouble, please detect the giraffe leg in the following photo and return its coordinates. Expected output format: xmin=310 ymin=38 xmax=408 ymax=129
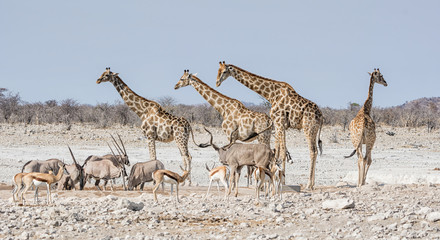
xmin=355 ymin=144 xmax=365 ymax=187
xmin=363 ymin=126 xmax=376 ymax=185
xmin=176 ymin=140 xmax=192 ymax=186
xmin=147 ymin=138 xmax=157 ymax=160
xmin=274 ymin=126 xmax=287 ymax=173
xmin=363 ymin=146 xmax=373 ymax=185
xmin=305 ymin=128 xmax=319 ymax=190
xmin=357 ymin=155 xmax=364 ymax=187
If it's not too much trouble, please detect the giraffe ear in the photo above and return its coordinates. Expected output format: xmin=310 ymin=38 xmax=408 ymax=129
xmin=192 ymin=73 xmax=198 ymax=77
xmin=368 ymin=72 xmax=372 ymax=76
xmin=114 ymin=73 xmax=119 ymax=76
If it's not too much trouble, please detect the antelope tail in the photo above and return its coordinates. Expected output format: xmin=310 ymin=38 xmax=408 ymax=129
xmin=21 ymin=161 xmax=31 ymax=173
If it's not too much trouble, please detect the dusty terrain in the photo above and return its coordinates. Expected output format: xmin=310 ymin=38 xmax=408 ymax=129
xmin=0 ymin=123 xmax=440 ymax=239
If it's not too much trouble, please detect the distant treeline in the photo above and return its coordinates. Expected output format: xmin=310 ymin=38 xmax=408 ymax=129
xmin=0 ymin=88 xmax=438 ymax=131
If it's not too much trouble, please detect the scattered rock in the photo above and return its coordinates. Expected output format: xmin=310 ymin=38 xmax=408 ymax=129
xmin=118 ymin=198 xmax=144 ymax=211
xmin=240 ymin=222 xmax=249 ymax=228
xmin=367 ymin=213 xmax=387 ymax=222
xmin=322 ymin=199 xmax=355 ymax=210
xmin=426 ymin=212 xmax=440 ymax=222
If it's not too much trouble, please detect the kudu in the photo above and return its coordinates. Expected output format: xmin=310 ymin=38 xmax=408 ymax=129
xmin=205 ymin=127 xmax=274 ymax=197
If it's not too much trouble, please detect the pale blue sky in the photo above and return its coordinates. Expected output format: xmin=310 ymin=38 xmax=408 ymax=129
xmin=1 ymin=1 xmax=439 ymax=108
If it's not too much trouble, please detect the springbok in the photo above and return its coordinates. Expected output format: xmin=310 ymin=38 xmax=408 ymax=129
xmin=19 ymin=162 xmax=67 ymax=205
xmin=204 ymin=163 xmax=229 ymax=200
xmin=253 ymin=166 xmax=274 ymax=202
xmin=12 ymin=173 xmax=28 ymax=203
xmin=271 ymin=163 xmax=285 ymax=200
xmin=152 ymin=166 xmax=189 ymax=203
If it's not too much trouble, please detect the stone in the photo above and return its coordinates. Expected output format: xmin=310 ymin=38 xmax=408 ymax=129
xmin=275 ymin=217 xmax=285 ymax=224
xmin=336 ymin=181 xmax=350 ymax=187
xmin=322 ymin=199 xmax=355 ymax=210
xmin=20 ymin=231 xmax=29 ymax=240
xmin=367 ymin=213 xmax=387 ymax=222
xmin=426 ymin=212 xmax=440 ymax=222
xmin=118 ymin=199 xmax=144 ymax=211
xmin=106 ymin=195 xmax=118 ymax=201
xmin=240 ymin=222 xmax=249 ymax=228
xmin=267 ymin=234 xmax=279 ymax=239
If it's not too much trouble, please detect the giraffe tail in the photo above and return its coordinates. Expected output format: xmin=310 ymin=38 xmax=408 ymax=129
xmin=345 ymin=150 xmax=357 ymax=158
xmin=317 ymin=117 xmax=323 ymax=156
xmin=189 ymin=126 xmax=210 ymax=148
xmin=242 ymin=119 xmax=273 ymax=142
xmin=345 ymin=129 xmax=364 ymax=158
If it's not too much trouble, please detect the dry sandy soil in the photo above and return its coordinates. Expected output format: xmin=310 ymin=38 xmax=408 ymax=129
xmin=0 ymin=123 xmax=440 ymax=239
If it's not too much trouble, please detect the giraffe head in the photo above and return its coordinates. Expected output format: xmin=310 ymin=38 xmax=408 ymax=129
xmin=216 ymin=61 xmax=232 ymax=87
xmin=174 ymin=69 xmax=198 ymax=90
xmin=369 ymin=68 xmax=388 ymax=87
xmin=97 ymin=67 xmax=119 ymax=84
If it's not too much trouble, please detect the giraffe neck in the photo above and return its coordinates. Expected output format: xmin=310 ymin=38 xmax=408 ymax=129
xmin=363 ymin=76 xmax=375 ymax=115
xmin=110 ymin=76 xmax=158 ymax=117
xmin=228 ymin=65 xmax=288 ymax=104
xmin=190 ymin=76 xmax=236 ymax=117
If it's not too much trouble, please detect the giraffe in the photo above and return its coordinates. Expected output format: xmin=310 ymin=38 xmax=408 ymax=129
xmin=216 ymin=62 xmax=323 ymax=190
xmin=175 ymin=70 xmax=273 ymax=186
xmin=96 ymin=68 xmax=208 ymax=185
xmin=175 ymin=70 xmax=272 ymax=145
xmin=345 ymin=68 xmax=387 ymax=187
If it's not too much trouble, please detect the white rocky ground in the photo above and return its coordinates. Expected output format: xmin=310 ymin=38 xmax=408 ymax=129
xmin=0 ymin=123 xmax=440 ymax=239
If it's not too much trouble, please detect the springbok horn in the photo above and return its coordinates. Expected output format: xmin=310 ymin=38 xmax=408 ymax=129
xmin=205 ymin=163 xmax=211 ymax=172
